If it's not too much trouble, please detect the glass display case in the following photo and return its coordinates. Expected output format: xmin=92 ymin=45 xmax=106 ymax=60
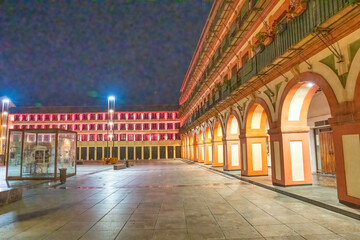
xmin=6 ymin=129 xmax=77 ymax=180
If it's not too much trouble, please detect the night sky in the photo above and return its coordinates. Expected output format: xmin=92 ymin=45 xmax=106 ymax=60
xmin=0 ymin=0 xmax=212 ymax=107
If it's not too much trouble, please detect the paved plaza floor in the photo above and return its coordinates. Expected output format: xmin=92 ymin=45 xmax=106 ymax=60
xmin=0 ymin=160 xmax=360 ymax=240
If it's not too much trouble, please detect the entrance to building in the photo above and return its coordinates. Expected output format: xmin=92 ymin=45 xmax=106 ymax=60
xmin=151 ymin=147 xmax=158 ymax=159
xmin=136 ymin=147 xmax=142 ymax=159
xmin=315 ymin=128 xmax=336 ymax=174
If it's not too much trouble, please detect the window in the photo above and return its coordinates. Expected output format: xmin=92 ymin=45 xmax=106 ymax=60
xmin=97 ymin=124 xmax=103 ymax=130
xmin=136 ymin=113 xmax=141 ymax=119
xmin=60 ymin=125 xmax=66 ymax=130
xmin=29 ymin=125 xmax=35 ymax=129
xmin=166 ymin=113 xmax=172 ymax=119
xmin=81 ymin=135 xmax=88 ymax=141
xmin=167 ymin=123 xmax=173 ymax=129
xmin=151 ymin=123 xmax=157 ymax=130
xmin=128 ymin=113 xmax=134 ymax=120
xmin=159 ymin=123 xmax=165 ymax=130
xmin=113 ymin=124 xmax=118 ymax=130
xmin=175 ymin=133 xmax=180 ymax=140
xmin=105 ymin=124 xmax=109 ymax=130
xmin=67 ymin=125 xmax=72 ymax=130
xmin=82 ymin=114 xmax=88 ymax=120
xmin=135 ymin=124 xmax=141 ymax=130
xmin=167 ymin=133 xmax=173 ymax=140
xmin=97 ymin=114 xmax=103 ymax=120
xmin=66 ymin=114 xmax=72 ymax=120
xmin=128 ymin=124 xmax=134 ymax=130
xmin=37 ymin=115 xmax=43 ymax=121
xmin=175 ymin=123 xmax=180 ymax=129
xmin=90 ymin=114 xmax=96 ymax=120
xmin=22 ymin=115 xmax=27 ymax=121
xmin=143 ymin=113 xmax=149 ymax=119
xmin=52 ymin=115 xmax=58 ymax=121
xmin=128 ymin=134 xmax=134 ymax=141
xmin=175 ymin=113 xmax=179 ymax=119
xmin=89 ymin=124 xmax=95 ymax=130
xmin=159 ymin=113 xmax=165 ymax=119
xmin=44 ymin=115 xmax=50 ymax=121
xmin=143 ymin=134 xmax=149 ymax=141
xmin=82 ymin=124 xmax=88 ymax=131
xmin=151 ymin=113 xmax=157 ymax=119
xmin=159 ymin=134 xmax=165 ymax=140
xmin=120 ymin=134 xmax=126 ymax=141
xmin=113 ymin=113 xmax=118 ymax=120
xmin=74 ymin=124 xmax=80 ymax=130
xmin=151 ymin=134 xmax=158 ymax=141
xmin=14 ymin=115 xmax=20 ymax=121
xmin=74 ymin=114 xmax=80 ymax=120
xmin=120 ymin=124 xmax=126 ymax=130
xmin=90 ymin=134 xmax=95 ymax=141
xmin=120 ymin=113 xmax=126 ymax=120
xmin=105 ymin=114 xmax=110 ymax=120
xmin=29 ymin=115 xmax=35 ymax=121
xmin=14 ymin=125 xmax=19 ymax=129
xmin=97 ymin=134 xmax=102 ymax=141
xmin=143 ymin=123 xmax=149 ymax=130
xmin=60 ymin=114 xmax=65 ymax=121
xmin=22 ymin=125 xmax=28 ymax=129
xmin=135 ymin=134 xmax=142 ymax=141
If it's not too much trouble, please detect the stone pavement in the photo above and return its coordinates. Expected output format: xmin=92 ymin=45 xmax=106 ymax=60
xmin=193 ymin=161 xmax=360 ymax=219
xmin=0 ymin=160 xmax=360 ymax=239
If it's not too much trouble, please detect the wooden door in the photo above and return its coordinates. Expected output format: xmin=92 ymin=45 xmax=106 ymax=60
xmin=319 ymin=131 xmax=336 ymax=174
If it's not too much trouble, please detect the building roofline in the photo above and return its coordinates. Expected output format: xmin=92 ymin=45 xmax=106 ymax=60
xmin=179 ymin=1 xmax=218 ymax=95
xmin=9 ymin=105 xmax=179 ymax=114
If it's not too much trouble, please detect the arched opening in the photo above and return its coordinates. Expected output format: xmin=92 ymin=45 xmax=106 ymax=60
xmin=213 ymin=121 xmax=224 ymax=167
xmin=204 ymin=126 xmax=212 ymax=165
xmin=242 ymin=103 xmax=270 ymax=176
xmin=278 ymin=77 xmax=336 ymax=186
xmin=225 ymin=114 xmax=241 ymax=170
xmin=198 ymin=130 xmax=204 ymax=163
xmin=193 ymin=132 xmax=198 ymax=162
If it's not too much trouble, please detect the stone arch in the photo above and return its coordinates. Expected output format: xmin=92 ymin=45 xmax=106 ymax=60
xmin=193 ymin=131 xmax=198 ymax=162
xmin=204 ymin=125 xmax=213 ymax=165
xmin=241 ymin=97 xmax=272 ymax=176
xmin=279 ymin=72 xmax=339 ymax=130
xmin=275 ymin=71 xmax=339 ymax=186
xmin=198 ymin=128 xmax=205 ymax=163
xmin=189 ymin=134 xmax=194 ymax=161
xmin=346 ymin=48 xmax=360 ymax=102
xmin=213 ymin=121 xmax=225 ymax=167
xmin=224 ymin=110 xmax=242 ymax=170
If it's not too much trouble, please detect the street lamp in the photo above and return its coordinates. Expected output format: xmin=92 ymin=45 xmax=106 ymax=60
xmin=1 ymin=98 xmax=10 ymax=165
xmin=107 ymin=96 xmax=115 ymax=158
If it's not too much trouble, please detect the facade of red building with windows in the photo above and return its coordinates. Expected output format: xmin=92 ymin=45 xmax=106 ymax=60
xmin=9 ymin=105 xmax=181 ymax=161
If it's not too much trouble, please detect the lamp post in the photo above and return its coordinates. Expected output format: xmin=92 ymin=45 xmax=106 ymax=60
xmin=107 ymin=96 xmax=115 ymax=158
xmin=1 ymin=98 xmax=10 ymax=165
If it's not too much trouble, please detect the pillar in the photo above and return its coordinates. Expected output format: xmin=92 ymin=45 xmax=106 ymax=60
xmin=212 ymin=140 xmax=224 ymax=167
xmin=240 ymin=132 xmax=268 ymax=176
xmin=198 ymin=144 xmax=204 ymax=163
xmin=158 ymin=146 xmax=160 ymax=160
xmin=224 ymin=138 xmax=241 ymax=171
xmin=204 ymin=142 xmax=212 ymax=165
xmin=269 ymin=128 xmax=312 ymax=186
xmin=330 ymin=117 xmax=360 ymax=206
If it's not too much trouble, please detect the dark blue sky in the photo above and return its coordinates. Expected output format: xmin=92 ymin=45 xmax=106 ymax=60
xmin=0 ymin=0 xmax=212 ymax=107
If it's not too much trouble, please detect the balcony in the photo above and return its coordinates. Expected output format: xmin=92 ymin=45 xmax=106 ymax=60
xmin=181 ymin=0 xmax=354 ymax=130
